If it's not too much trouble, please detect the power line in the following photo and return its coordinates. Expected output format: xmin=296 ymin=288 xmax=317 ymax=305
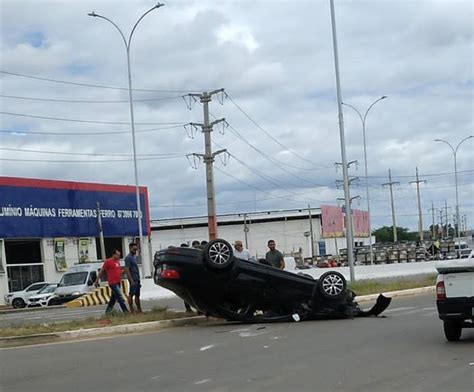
xmin=225 ymin=92 xmax=324 ymax=169
xmin=0 ymin=93 xmax=185 ymax=104
xmin=0 ymin=146 xmax=191 ymax=157
xmin=225 ymin=123 xmax=330 ymax=187
xmin=0 ymin=111 xmax=184 ymax=126
xmin=0 ymin=155 xmax=188 ymax=163
xmin=215 ymin=166 xmax=326 ymax=204
xmin=361 ymin=169 xmax=474 ymax=179
xmin=0 ymin=124 xmax=185 ymax=136
xmin=0 ymin=70 xmax=195 ymax=93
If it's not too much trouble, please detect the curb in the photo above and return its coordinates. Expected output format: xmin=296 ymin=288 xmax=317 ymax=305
xmin=0 ymin=315 xmax=208 ymax=348
xmin=0 ymin=305 xmax=67 ymax=315
xmin=356 ymin=286 xmax=435 ymax=302
xmin=1 ymin=286 xmax=436 ymax=347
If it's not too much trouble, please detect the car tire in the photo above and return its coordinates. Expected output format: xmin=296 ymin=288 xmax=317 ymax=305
xmin=48 ymin=297 xmax=61 ymax=306
xmin=443 ymin=320 xmax=462 ymax=341
xmin=204 ymin=239 xmax=234 ymax=269
xmin=12 ymin=298 xmax=26 ymax=309
xmin=317 ymin=271 xmax=347 ymax=300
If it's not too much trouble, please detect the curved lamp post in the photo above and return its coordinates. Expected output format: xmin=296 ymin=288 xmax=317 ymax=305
xmin=434 ymin=135 xmax=473 ymax=241
xmin=342 ymin=96 xmax=387 ymax=264
xmin=88 ymin=3 xmax=165 ymax=276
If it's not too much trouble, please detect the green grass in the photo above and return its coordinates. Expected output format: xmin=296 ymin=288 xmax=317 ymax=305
xmin=350 ymin=274 xmax=436 ymax=296
xmin=1 ymin=275 xmax=437 ymax=338
xmin=0 ymin=307 xmax=193 ymax=338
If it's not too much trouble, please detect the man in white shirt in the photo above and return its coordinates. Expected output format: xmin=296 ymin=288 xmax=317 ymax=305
xmin=233 ymin=240 xmax=252 ymax=261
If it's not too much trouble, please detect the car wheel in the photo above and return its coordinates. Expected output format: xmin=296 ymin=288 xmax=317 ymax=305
xmin=48 ymin=297 xmax=60 ymax=306
xmin=443 ymin=320 xmax=462 ymax=341
xmin=12 ymin=298 xmax=26 ymax=309
xmin=317 ymin=271 xmax=347 ymax=300
xmin=204 ymin=239 xmax=234 ymax=269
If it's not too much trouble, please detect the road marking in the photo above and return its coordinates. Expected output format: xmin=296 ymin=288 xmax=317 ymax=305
xmin=229 ymin=328 xmax=250 ymax=333
xmin=384 ymin=307 xmax=416 ymax=313
xmin=199 ymin=344 xmax=215 ymax=351
xmin=194 ymin=379 xmax=210 ymax=385
xmin=239 ymin=331 xmax=268 ymax=338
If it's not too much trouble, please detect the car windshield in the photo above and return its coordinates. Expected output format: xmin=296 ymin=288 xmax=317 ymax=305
xmin=38 ymin=284 xmax=57 ymax=294
xmin=59 ymin=272 xmax=88 ymax=286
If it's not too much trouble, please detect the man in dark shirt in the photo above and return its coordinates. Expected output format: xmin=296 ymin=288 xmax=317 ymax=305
xmin=125 ymin=242 xmax=142 ymax=313
xmin=265 ymin=239 xmax=285 ymax=269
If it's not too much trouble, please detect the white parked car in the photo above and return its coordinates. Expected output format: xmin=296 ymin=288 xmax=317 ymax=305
xmin=27 ymin=283 xmax=59 ymax=307
xmin=436 ymin=250 xmax=474 ymax=341
xmin=4 ymin=282 xmax=50 ymax=309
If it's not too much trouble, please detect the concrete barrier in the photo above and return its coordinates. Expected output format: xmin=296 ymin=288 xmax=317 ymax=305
xmin=67 ymin=280 xmax=129 ymax=308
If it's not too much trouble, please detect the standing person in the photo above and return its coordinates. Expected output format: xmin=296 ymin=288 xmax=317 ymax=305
xmin=233 ymin=240 xmax=251 ymax=261
xmin=94 ymin=249 xmax=134 ymax=314
xmin=125 ymin=242 xmax=142 ymax=313
xmin=265 ymin=240 xmax=285 ymax=270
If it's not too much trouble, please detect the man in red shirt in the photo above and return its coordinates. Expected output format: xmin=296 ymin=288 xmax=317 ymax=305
xmin=95 ymin=249 xmax=135 ymax=314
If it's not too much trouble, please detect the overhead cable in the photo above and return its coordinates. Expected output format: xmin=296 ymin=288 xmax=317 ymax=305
xmin=0 ymin=70 xmax=196 ymax=93
xmin=0 ymin=93 xmax=185 ymax=104
xmin=0 ymin=111 xmax=183 ymax=126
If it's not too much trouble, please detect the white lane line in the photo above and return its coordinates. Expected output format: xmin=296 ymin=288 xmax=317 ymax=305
xmin=421 ymin=311 xmax=438 ymax=317
xmin=384 ymin=307 xmax=416 ymax=313
xmin=229 ymin=328 xmax=250 ymax=333
xmin=239 ymin=331 xmax=268 ymax=338
xmin=194 ymin=379 xmax=210 ymax=385
xmin=199 ymin=344 xmax=216 ymax=352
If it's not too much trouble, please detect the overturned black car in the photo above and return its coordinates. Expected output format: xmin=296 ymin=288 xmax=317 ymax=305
xmin=153 ymin=239 xmax=391 ymax=323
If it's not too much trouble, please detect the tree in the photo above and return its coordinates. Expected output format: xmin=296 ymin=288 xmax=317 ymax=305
xmin=372 ymin=226 xmax=418 ymax=243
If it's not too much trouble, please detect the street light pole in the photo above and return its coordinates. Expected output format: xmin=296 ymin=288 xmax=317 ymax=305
xmin=342 ymin=96 xmax=386 ymax=264
xmin=88 ymin=4 xmax=165 ymax=277
xmin=329 ymin=0 xmax=355 ymax=283
xmin=435 ymin=136 xmax=474 ymax=241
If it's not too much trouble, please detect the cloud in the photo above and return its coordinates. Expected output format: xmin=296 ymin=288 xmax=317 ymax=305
xmin=0 ymin=0 xmax=472 ymax=232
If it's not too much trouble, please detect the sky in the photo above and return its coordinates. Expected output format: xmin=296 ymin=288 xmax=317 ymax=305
xmin=0 ymin=0 xmax=473 ymax=232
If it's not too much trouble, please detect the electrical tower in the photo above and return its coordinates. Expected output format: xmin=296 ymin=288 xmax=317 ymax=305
xmin=409 ymin=167 xmax=426 ymax=241
xmin=382 ymin=169 xmax=400 ymax=242
xmin=188 ymin=89 xmax=227 ymax=240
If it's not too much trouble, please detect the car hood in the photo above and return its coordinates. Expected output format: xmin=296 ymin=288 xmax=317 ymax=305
xmin=55 ymin=285 xmax=86 ymax=295
xmin=29 ymin=293 xmax=54 ymax=300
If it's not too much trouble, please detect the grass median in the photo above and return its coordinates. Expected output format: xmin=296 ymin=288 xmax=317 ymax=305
xmin=1 ymin=274 xmax=436 ymax=338
xmin=0 ymin=307 xmax=194 ymax=338
xmin=350 ymin=273 xmax=436 ymax=296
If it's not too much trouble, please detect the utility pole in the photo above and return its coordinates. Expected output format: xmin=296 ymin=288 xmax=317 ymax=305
xmin=308 ymin=204 xmax=315 ymax=258
xmin=332 ymin=220 xmax=340 ymax=263
xmin=189 ymin=89 xmax=226 ymax=240
xmin=329 ymin=0 xmax=355 ymax=283
xmin=428 ymin=201 xmax=437 ymax=240
xmin=96 ymin=202 xmax=106 ymax=262
xmin=444 ymin=200 xmax=451 ymax=238
xmin=382 ymin=169 xmax=399 ymax=242
xmin=243 ymin=213 xmax=249 ymax=249
xmin=410 ymin=167 xmax=426 ymax=241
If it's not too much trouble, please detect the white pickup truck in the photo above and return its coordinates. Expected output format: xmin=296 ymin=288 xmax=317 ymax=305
xmin=435 ymin=250 xmax=474 ymax=341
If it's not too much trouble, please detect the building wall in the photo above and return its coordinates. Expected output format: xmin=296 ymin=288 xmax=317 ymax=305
xmin=41 ymin=237 xmax=98 ymax=284
xmin=150 ymin=216 xmax=373 ymax=260
xmin=151 ymin=217 xmax=322 ymax=258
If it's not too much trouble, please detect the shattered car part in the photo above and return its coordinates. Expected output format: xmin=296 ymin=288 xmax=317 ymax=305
xmin=154 ymin=239 xmax=391 ymax=323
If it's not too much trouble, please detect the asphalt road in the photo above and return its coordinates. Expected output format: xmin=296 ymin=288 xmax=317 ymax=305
xmin=0 ymin=297 xmax=187 ymax=328
xmin=1 ymin=293 xmax=473 ymax=392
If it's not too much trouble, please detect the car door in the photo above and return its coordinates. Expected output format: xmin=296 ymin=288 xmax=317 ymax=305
xmin=25 ymin=283 xmax=48 ymax=300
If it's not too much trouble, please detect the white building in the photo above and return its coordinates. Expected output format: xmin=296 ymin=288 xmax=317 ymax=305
xmin=150 ymin=208 xmax=373 ymax=259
